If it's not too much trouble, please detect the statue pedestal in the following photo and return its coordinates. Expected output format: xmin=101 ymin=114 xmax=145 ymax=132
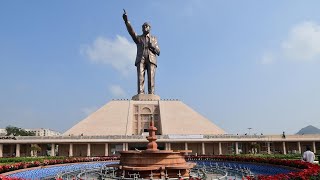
xmin=132 ymin=94 xmax=160 ymax=101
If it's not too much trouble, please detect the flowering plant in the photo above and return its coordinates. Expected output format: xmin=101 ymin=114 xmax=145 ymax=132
xmin=0 ymin=176 xmax=23 ymax=180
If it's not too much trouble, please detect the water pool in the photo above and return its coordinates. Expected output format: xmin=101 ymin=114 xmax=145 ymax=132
xmin=6 ymin=160 xmax=299 ymax=180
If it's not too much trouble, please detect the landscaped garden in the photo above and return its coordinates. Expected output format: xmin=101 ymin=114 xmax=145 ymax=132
xmin=0 ymin=155 xmax=319 ymax=179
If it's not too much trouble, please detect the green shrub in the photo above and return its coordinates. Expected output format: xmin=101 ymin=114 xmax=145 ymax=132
xmin=232 ymin=153 xmax=302 ymax=160
xmin=0 ymin=156 xmax=65 ymax=164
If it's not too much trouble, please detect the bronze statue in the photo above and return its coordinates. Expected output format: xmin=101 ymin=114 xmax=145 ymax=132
xmin=122 ymin=10 xmax=160 ymax=94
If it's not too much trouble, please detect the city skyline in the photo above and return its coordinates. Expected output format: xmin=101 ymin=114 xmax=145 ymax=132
xmin=1 ymin=1 xmax=320 ymax=135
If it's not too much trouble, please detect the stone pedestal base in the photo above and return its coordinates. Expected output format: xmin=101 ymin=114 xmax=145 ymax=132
xmin=131 ymin=94 xmax=160 ymax=101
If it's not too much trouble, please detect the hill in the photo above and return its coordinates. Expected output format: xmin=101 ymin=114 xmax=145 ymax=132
xmin=296 ymin=125 xmax=320 ymax=135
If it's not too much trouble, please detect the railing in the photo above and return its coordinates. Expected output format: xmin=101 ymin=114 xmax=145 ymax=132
xmin=1 ymin=134 xmax=266 ymax=140
xmin=203 ymin=134 xmax=267 ymax=139
xmin=1 ymin=134 xmax=320 ymax=141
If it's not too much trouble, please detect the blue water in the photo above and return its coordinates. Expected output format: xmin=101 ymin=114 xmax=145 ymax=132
xmin=197 ymin=160 xmax=298 ymax=175
xmin=7 ymin=162 xmax=117 ymax=179
xmin=7 ymin=160 xmax=298 ymax=179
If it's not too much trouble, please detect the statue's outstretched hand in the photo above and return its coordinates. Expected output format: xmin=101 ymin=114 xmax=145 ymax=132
xmin=122 ymin=9 xmax=128 ymax=22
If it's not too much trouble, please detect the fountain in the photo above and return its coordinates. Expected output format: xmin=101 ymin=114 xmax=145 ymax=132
xmin=107 ymin=115 xmax=196 ymax=179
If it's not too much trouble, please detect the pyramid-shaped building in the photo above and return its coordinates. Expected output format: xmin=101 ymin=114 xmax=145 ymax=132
xmin=64 ymin=95 xmax=225 ymax=136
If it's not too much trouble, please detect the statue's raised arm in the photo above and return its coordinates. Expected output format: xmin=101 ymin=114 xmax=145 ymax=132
xmin=122 ymin=9 xmax=138 ymax=44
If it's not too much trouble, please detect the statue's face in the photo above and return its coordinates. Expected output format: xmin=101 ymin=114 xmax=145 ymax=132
xmin=142 ymin=24 xmax=150 ymax=35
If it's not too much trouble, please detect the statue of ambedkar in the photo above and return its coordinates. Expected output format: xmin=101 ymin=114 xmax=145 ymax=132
xmin=122 ymin=10 xmax=160 ymax=95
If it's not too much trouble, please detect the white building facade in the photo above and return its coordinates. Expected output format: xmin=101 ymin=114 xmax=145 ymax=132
xmin=25 ymin=128 xmax=61 ymax=136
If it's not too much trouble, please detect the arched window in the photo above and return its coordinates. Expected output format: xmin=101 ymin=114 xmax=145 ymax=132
xmin=141 ymin=107 xmax=151 ymax=114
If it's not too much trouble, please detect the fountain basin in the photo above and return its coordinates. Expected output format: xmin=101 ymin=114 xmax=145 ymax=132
xmin=108 ymin=150 xmax=195 ymax=179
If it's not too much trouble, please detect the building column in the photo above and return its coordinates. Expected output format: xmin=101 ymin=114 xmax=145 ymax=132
xmin=87 ymin=143 xmax=91 ymax=157
xmin=165 ymin=143 xmax=171 ymax=150
xmin=235 ymin=142 xmax=239 ymax=155
xmin=201 ymin=142 xmax=205 ymax=155
xmin=267 ymin=142 xmax=271 ymax=154
xmin=282 ymin=142 xmax=286 ymax=155
xmin=16 ymin=144 xmax=20 ymax=157
xmin=104 ymin=143 xmax=109 ymax=156
xmin=122 ymin=143 xmax=128 ymax=151
xmin=0 ymin=144 xmax=3 ymax=157
xmin=312 ymin=141 xmax=316 ymax=154
xmin=30 ymin=144 xmax=34 ymax=157
xmin=219 ymin=142 xmax=222 ymax=155
xmin=69 ymin=144 xmax=73 ymax=157
xmin=297 ymin=142 xmax=301 ymax=154
xmin=184 ymin=142 xmax=188 ymax=155
xmin=50 ymin=143 xmax=55 ymax=156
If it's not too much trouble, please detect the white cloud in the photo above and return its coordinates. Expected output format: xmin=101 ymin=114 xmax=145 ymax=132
xmin=282 ymin=21 xmax=320 ymax=61
xmin=81 ymin=106 xmax=98 ymax=116
xmin=82 ymin=35 xmax=136 ymax=75
xmin=109 ymin=85 xmax=127 ymax=97
xmin=260 ymin=52 xmax=275 ymax=65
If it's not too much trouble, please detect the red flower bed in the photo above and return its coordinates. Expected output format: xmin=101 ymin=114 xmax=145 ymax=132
xmin=0 ymin=156 xmax=119 ymax=180
xmin=187 ymin=155 xmax=320 ymax=180
xmin=0 ymin=177 xmax=23 ymax=180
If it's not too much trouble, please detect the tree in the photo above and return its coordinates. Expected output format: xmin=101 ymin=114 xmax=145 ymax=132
xmin=5 ymin=125 xmax=35 ymax=136
xmin=250 ymin=143 xmax=260 ymax=154
xmin=30 ymin=144 xmax=41 ymax=157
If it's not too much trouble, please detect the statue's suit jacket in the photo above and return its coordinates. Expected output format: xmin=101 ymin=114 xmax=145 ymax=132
xmin=124 ymin=21 xmax=160 ymax=67
xmin=135 ymin=35 xmax=160 ymax=67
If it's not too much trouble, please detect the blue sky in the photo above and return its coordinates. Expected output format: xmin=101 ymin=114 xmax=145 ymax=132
xmin=1 ymin=1 xmax=320 ymax=135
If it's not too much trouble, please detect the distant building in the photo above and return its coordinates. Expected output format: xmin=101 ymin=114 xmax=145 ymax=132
xmin=0 ymin=128 xmax=61 ymax=137
xmin=25 ymin=128 xmax=61 ymax=136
